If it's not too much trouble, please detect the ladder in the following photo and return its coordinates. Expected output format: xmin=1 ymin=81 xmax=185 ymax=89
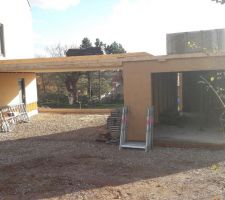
xmin=119 ymin=106 xmax=154 ymax=152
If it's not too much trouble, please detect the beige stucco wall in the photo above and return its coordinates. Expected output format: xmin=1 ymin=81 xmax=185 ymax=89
xmin=123 ymin=55 xmax=225 ymax=141
xmin=0 ymin=72 xmax=38 ymax=115
xmin=123 ymin=63 xmax=152 ymax=141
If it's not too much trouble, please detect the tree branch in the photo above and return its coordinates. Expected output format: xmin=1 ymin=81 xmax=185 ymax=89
xmin=200 ymin=75 xmax=225 ymax=108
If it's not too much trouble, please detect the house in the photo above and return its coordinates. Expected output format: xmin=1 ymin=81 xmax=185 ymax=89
xmin=0 ymin=0 xmax=37 ymax=116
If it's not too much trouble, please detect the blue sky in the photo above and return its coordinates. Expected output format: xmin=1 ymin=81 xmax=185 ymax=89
xmin=31 ymin=0 xmax=119 ymax=56
xmin=30 ymin=0 xmax=225 ymax=56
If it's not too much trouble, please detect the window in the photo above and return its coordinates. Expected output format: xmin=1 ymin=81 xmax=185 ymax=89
xmin=0 ymin=23 xmax=5 ymax=57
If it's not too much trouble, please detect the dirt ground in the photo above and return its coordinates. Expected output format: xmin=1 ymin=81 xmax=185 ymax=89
xmin=1 ymin=113 xmax=225 ymax=200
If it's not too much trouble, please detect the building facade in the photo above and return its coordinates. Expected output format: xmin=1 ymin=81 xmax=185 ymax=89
xmin=0 ymin=0 xmax=38 ymax=116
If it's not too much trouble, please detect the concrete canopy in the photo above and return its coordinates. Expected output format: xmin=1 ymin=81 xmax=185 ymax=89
xmin=0 ymin=52 xmax=152 ymax=73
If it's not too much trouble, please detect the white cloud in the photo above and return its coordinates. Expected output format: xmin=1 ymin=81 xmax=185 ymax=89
xmin=29 ymin=0 xmax=80 ymax=10
xmin=90 ymin=0 xmax=225 ymax=55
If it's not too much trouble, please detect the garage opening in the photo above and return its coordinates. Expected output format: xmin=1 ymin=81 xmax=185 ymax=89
xmin=152 ymin=70 xmax=225 ymax=146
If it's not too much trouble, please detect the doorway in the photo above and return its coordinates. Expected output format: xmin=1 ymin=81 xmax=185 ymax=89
xmin=18 ymin=78 xmax=26 ymax=104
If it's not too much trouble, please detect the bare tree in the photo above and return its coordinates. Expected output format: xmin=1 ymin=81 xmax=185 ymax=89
xmin=45 ymin=43 xmax=77 ymax=57
xmin=45 ymin=43 xmax=81 ymax=105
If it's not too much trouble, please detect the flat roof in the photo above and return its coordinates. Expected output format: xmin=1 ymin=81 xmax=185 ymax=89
xmin=124 ymin=52 xmax=225 ymax=74
xmin=0 ymin=52 xmax=152 ymax=73
xmin=1 ymin=52 xmax=225 ymax=73
xmin=122 ymin=52 xmax=225 ymax=62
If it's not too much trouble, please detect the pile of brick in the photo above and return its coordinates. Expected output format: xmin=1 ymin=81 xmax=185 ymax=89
xmin=96 ymin=108 xmax=122 ymax=143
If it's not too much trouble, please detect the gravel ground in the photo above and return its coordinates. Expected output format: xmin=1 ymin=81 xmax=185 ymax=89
xmin=0 ymin=113 xmax=225 ymax=200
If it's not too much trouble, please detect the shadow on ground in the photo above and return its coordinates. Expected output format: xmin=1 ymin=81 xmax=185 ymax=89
xmin=0 ymin=124 xmax=225 ymax=199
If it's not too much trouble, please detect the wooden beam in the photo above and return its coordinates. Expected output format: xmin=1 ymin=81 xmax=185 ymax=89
xmin=0 ymin=52 xmax=152 ymax=73
xmin=38 ymin=107 xmax=112 ymax=115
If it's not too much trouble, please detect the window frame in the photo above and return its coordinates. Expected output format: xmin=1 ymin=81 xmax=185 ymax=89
xmin=0 ymin=23 xmax=5 ymax=57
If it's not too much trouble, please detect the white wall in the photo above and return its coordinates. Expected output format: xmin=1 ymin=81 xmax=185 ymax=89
xmin=25 ymin=77 xmax=38 ymax=105
xmin=0 ymin=0 xmax=33 ymax=59
xmin=8 ymin=78 xmax=38 ymax=106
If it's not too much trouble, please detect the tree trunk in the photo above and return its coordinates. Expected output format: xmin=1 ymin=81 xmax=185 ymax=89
xmin=65 ymin=72 xmax=81 ymax=105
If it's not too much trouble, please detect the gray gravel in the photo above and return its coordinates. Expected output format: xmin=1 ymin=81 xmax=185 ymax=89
xmin=0 ymin=113 xmax=225 ymax=200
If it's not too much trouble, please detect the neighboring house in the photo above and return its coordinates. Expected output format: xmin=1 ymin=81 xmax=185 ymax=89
xmin=0 ymin=0 xmax=37 ymax=116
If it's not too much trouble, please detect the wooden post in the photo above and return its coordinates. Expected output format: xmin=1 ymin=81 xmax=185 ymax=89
xmin=87 ymin=72 xmax=92 ymax=101
xmin=98 ymin=71 xmax=101 ymax=101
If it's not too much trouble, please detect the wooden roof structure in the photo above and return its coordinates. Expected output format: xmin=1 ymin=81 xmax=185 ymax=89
xmin=0 ymin=52 xmax=152 ymax=73
xmin=1 ymin=52 xmax=225 ymax=73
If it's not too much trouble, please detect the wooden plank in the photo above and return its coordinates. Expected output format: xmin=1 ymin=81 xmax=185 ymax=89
xmin=0 ymin=53 xmax=152 ymax=73
xmin=38 ymin=108 xmax=112 ymax=115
